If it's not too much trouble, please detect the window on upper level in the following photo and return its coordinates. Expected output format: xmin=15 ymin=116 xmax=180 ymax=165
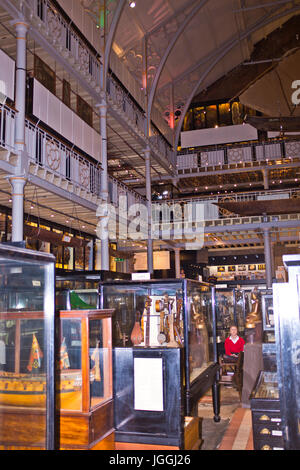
xmin=34 ymin=55 xmax=56 ymax=95
xmin=77 ymin=95 xmax=93 ymax=127
xmin=183 ymin=100 xmax=259 ymax=131
xmin=62 ymin=79 xmax=71 ymax=108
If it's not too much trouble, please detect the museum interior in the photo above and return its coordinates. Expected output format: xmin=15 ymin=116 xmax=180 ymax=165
xmin=0 ymin=0 xmax=299 ymax=451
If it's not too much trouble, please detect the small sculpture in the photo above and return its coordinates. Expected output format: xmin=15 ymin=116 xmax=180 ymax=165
xmin=130 ymin=311 xmax=143 ymax=346
xmin=245 ymin=287 xmax=262 ymax=329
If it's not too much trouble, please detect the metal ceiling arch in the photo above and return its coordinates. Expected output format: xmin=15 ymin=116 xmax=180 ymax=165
xmin=146 ymin=0 xmax=210 ymax=136
xmin=173 ymin=1 xmax=300 ymax=153
xmin=104 ymin=0 xmax=127 ymax=86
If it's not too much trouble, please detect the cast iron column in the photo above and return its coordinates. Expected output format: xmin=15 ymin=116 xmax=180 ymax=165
xmin=99 ymin=95 xmax=110 ymax=271
xmin=145 ymin=146 xmax=153 ymax=274
xmin=263 ymin=225 xmax=273 ymax=288
xmin=10 ymin=20 xmax=28 ymax=242
xmin=175 ymin=248 xmax=181 ymax=278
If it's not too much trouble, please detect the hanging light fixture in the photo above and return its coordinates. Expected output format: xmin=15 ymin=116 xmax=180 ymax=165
xmin=129 ymin=1 xmax=136 ymax=8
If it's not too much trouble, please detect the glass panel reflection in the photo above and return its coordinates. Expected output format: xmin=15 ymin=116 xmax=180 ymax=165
xmin=89 ymin=319 xmax=112 ymax=408
xmin=59 ymin=319 xmax=82 ymax=411
xmin=0 ymin=248 xmax=55 ymax=449
xmin=187 ymin=284 xmax=213 ymax=383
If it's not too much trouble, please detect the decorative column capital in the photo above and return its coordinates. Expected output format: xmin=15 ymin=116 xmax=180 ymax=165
xmin=11 ymin=19 xmax=29 ymax=34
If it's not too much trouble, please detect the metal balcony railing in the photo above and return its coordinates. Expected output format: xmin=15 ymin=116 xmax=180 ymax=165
xmin=0 ymin=103 xmax=16 ymax=152
xmin=0 ymin=102 xmax=145 ymax=207
xmin=177 ymin=138 xmax=300 ymax=173
xmin=30 ymin=0 xmax=102 ymax=88
xmin=25 ymin=118 xmax=102 ymax=196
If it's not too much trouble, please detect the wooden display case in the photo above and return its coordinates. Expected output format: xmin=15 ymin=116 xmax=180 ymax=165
xmin=58 ymin=309 xmax=114 ymax=450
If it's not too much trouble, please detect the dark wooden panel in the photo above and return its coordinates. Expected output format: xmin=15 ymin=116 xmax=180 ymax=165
xmin=59 ymin=413 xmax=89 ymax=447
xmin=90 ymin=400 xmax=113 ymax=443
xmin=0 ymin=408 xmax=46 ymax=447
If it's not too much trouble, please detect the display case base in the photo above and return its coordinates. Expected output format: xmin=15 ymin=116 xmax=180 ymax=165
xmin=115 ymin=417 xmax=201 ymax=451
xmin=58 ymin=399 xmax=114 ymax=450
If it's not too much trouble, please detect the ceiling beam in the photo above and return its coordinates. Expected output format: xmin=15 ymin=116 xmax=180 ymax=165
xmin=146 ymin=0 xmax=210 ymax=138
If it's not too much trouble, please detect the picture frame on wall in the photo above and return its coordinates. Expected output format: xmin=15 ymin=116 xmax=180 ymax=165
xmin=228 ymin=266 xmax=236 ymax=272
xmin=238 ymin=265 xmax=247 ymax=271
xmin=249 ymin=264 xmax=257 ymax=271
xmin=258 ymin=264 xmax=266 ymax=270
xmin=217 ymin=266 xmax=226 ymax=272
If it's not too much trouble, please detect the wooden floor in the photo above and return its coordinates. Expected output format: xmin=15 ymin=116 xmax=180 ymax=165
xmin=198 ymin=385 xmax=254 ymax=450
xmin=218 ymin=408 xmax=253 ymax=450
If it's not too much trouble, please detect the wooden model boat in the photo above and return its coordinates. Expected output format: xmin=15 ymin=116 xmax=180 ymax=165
xmin=0 ymin=369 xmax=82 ymax=409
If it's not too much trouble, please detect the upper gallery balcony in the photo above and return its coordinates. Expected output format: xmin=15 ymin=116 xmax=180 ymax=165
xmin=0 ymin=101 xmax=145 ymax=212
xmin=3 ymin=0 xmax=174 ymax=172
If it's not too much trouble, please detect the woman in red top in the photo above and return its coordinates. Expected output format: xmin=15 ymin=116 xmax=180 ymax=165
xmin=224 ymin=325 xmax=245 ymax=360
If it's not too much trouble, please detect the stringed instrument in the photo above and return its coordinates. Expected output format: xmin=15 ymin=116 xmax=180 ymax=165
xmin=130 ymin=311 xmax=143 ymax=346
xmin=167 ymin=299 xmax=179 ymax=348
xmin=155 ymin=299 xmax=167 ymax=344
xmin=144 ymin=296 xmax=152 ymax=347
xmin=174 ymin=298 xmax=183 ymax=346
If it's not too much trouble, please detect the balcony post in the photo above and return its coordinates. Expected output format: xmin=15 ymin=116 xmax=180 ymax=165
xmin=174 ymin=248 xmax=181 ymax=279
xmin=9 ymin=177 xmax=27 ymax=243
xmin=145 ymin=146 xmax=153 ymax=274
xmin=9 ymin=20 xmax=29 ymax=242
xmin=99 ymin=95 xmax=110 ymax=270
xmin=262 ymin=168 xmax=269 ymax=190
xmin=263 ymin=225 xmax=273 ymax=288
xmin=13 ymin=20 xmax=28 ymax=156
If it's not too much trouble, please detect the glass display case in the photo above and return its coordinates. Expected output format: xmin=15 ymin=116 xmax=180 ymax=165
xmin=99 ymin=278 xmax=220 ymax=446
xmin=0 ymin=243 xmax=55 ymax=450
xmin=55 ymin=271 xmax=131 ymax=312
xmin=261 ymin=292 xmax=276 ymax=372
xmin=215 ymin=288 xmax=246 ymax=353
xmin=250 ymin=371 xmax=283 ymax=450
xmin=58 ymin=308 xmax=115 ymax=450
xmin=56 ymin=288 xmax=98 ymax=311
xmin=273 ymin=255 xmax=300 ymax=450
xmin=262 ymin=293 xmax=275 ymax=342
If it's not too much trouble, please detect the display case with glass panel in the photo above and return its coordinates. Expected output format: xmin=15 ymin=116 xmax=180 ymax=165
xmin=99 ymin=279 xmax=219 ymax=448
xmin=261 ymin=292 xmax=276 ymax=372
xmin=262 ymin=293 xmax=274 ymax=342
xmin=273 ymin=255 xmax=300 ymax=450
xmin=58 ymin=308 xmax=114 ymax=450
xmin=214 ymin=288 xmax=246 ymax=355
xmin=0 ymin=243 xmax=55 ymax=450
xmin=55 ymin=271 xmax=130 ymax=312
xmin=250 ymin=371 xmax=283 ymax=450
